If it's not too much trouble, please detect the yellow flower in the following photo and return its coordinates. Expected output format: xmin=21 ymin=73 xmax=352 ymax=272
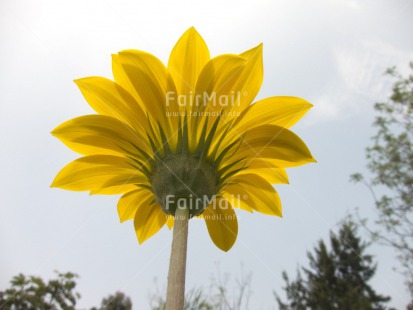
xmin=51 ymin=27 xmax=315 ymax=251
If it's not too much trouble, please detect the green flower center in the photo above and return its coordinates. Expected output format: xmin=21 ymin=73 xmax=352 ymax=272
xmin=151 ymin=155 xmax=218 ymax=217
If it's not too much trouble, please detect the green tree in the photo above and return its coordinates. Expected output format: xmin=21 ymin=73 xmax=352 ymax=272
xmin=275 ymin=221 xmax=390 ymax=309
xmin=91 ymin=291 xmax=132 ymax=310
xmin=0 ymin=271 xmax=80 ymax=310
xmin=351 ymin=63 xmax=413 ymax=296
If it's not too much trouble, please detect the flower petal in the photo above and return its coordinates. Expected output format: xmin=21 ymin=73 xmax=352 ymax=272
xmin=195 ymin=54 xmax=246 ymax=117
xmin=134 ymin=203 xmax=167 ymax=244
xmin=117 ymin=188 xmax=154 ymax=223
xmin=220 ymin=191 xmax=253 ymax=213
xmin=51 ymin=155 xmax=147 ymax=194
xmin=116 ymin=50 xmax=178 ymax=133
xmin=89 ymin=179 xmax=141 ymax=195
xmin=225 ymin=44 xmax=264 ymax=119
xmin=203 ymin=197 xmax=238 ymax=251
xmin=112 ymin=54 xmax=141 ymax=109
xmin=168 ymin=27 xmax=210 ymax=103
xmin=166 ymin=215 xmax=174 ymax=230
xmin=74 ymin=77 xmax=149 ymax=136
xmin=237 ymin=124 xmax=315 ymax=167
xmin=223 ymin=174 xmax=282 ymax=216
xmin=231 ymin=96 xmax=313 ymax=135
xmin=51 ymin=115 xmax=151 ymax=160
xmin=191 ymin=54 xmax=246 ymax=149
xmin=238 ymin=159 xmax=289 ymax=184
xmin=194 ymin=45 xmax=263 ymax=138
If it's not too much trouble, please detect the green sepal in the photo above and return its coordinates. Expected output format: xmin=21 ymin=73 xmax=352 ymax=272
xmin=217 ymin=156 xmax=247 ymax=178
xmin=221 ymin=166 xmax=247 ymax=183
xmin=128 ymin=142 xmax=153 ymax=163
xmin=194 ymin=118 xmax=208 ymax=157
xmin=208 ymin=122 xmax=231 ymax=160
xmin=157 ymin=121 xmax=172 ymax=156
xmin=146 ymin=113 xmax=161 ymax=146
xmin=146 ymin=132 xmax=162 ymax=161
xmin=199 ymin=115 xmax=221 ymax=163
xmin=213 ymin=138 xmax=242 ymax=168
xmin=137 ymin=184 xmax=154 ymax=191
xmin=182 ymin=114 xmax=189 ymax=155
xmin=175 ymin=116 xmax=183 ymax=154
xmin=127 ymin=156 xmax=152 ymax=179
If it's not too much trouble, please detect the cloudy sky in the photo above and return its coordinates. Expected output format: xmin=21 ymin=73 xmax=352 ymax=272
xmin=1 ymin=0 xmax=412 ymax=308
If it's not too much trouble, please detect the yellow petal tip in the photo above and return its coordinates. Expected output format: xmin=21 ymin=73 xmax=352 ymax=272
xmin=253 ymin=43 xmax=263 ymax=53
xmin=50 ymin=128 xmax=59 ymax=136
xmin=73 ymin=78 xmax=83 ymax=85
xmin=240 ymin=43 xmax=263 ymax=61
xmin=303 ymin=102 xmax=314 ymax=110
xmin=50 ymin=178 xmax=60 ymax=188
xmin=184 ymin=26 xmax=201 ymax=36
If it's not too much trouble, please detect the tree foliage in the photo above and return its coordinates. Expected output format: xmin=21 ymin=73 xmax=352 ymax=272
xmin=275 ymin=221 xmax=390 ymax=309
xmin=351 ymin=63 xmax=413 ymax=295
xmin=0 ymin=271 xmax=80 ymax=310
xmin=91 ymin=291 xmax=132 ymax=310
xmin=0 ymin=272 xmax=133 ymax=310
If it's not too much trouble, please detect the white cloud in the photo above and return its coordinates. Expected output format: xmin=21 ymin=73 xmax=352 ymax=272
xmin=335 ymin=39 xmax=411 ymax=100
xmin=309 ymin=38 xmax=412 ymax=123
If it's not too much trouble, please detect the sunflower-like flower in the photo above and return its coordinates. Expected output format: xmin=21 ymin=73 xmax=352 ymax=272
xmin=51 ymin=27 xmax=315 ymax=251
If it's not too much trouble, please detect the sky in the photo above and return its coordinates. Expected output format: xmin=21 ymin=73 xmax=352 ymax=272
xmin=1 ymin=0 xmax=412 ymax=308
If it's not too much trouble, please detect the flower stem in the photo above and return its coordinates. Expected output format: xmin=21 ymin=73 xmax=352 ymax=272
xmin=165 ymin=207 xmax=189 ymax=310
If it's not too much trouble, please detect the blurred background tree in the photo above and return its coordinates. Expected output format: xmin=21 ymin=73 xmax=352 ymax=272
xmin=0 ymin=271 xmax=80 ymax=309
xmin=351 ymin=63 xmax=413 ymax=296
xmin=91 ymin=291 xmax=132 ymax=310
xmin=0 ymin=272 xmax=133 ymax=310
xmin=1 ymin=222 xmax=398 ymax=310
xmin=275 ymin=220 xmax=390 ymax=309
